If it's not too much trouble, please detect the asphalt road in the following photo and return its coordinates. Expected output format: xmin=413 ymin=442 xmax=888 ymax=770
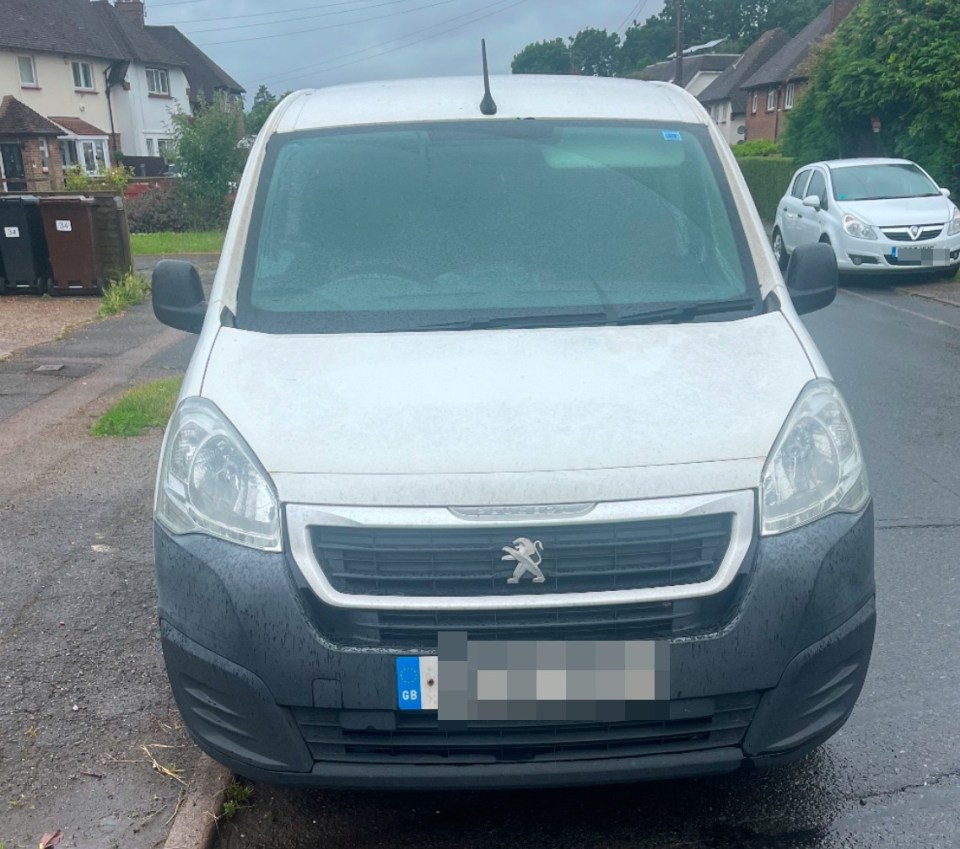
xmin=214 ymin=287 xmax=960 ymax=849
xmin=2 ymin=280 xmax=958 ymax=849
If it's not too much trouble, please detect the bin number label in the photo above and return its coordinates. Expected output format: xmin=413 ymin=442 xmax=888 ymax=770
xmin=56 ymin=220 xmax=73 ymax=232
xmin=3 ymin=227 xmax=19 ymax=238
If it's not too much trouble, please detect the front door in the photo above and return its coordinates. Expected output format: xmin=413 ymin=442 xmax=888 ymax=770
xmin=0 ymin=142 xmax=27 ymax=191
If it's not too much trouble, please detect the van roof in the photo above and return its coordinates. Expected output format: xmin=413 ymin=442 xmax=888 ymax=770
xmin=275 ymin=75 xmax=709 ymax=134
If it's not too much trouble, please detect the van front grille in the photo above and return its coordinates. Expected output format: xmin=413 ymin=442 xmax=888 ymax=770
xmin=310 ymin=514 xmax=732 ymax=598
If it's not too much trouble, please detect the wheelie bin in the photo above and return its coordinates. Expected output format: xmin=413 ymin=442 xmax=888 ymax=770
xmin=39 ymin=196 xmax=104 ymax=295
xmin=0 ymin=195 xmax=51 ymax=295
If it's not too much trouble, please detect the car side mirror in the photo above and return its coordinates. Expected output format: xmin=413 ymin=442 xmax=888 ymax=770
xmin=785 ymin=242 xmax=838 ymax=315
xmin=152 ymin=260 xmax=207 ymax=334
xmin=802 ymin=194 xmax=822 ymax=212
xmin=940 ymin=187 xmax=952 ymax=199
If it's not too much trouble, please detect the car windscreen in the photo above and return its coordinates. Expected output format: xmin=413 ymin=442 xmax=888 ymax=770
xmin=831 ymin=163 xmax=940 ymax=201
xmin=237 ymin=120 xmax=760 ymax=334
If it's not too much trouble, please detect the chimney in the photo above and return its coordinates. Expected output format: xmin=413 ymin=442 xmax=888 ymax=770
xmin=830 ymin=0 xmax=858 ymax=31
xmin=115 ymin=0 xmax=145 ymax=27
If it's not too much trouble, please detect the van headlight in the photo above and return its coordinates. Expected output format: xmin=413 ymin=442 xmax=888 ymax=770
xmin=761 ymin=380 xmax=870 ymax=536
xmin=155 ymin=397 xmax=281 ymax=551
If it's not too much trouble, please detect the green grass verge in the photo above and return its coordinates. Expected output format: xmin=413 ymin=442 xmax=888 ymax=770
xmin=91 ymin=377 xmax=183 ymax=437
xmin=131 ymin=231 xmax=225 ymax=255
xmin=99 ymin=272 xmax=151 ymax=318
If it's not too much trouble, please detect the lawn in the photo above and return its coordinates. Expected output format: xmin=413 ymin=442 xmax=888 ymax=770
xmin=91 ymin=377 xmax=183 ymax=437
xmin=130 ymin=231 xmax=225 ymax=255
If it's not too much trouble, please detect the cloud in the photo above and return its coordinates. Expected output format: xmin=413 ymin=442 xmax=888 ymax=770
xmin=146 ymin=0 xmax=665 ymax=96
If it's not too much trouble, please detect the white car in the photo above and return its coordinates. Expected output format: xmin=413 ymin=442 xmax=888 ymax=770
xmin=150 ymin=75 xmax=874 ymax=789
xmin=773 ymin=158 xmax=960 ymax=278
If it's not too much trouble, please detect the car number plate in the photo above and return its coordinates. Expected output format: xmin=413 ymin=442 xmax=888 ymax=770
xmin=892 ymin=245 xmax=950 ymax=264
xmin=396 ymin=638 xmax=669 ymax=718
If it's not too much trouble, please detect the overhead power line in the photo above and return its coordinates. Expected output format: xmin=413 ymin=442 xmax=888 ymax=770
xmin=616 ymin=0 xmax=651 ymax=36
xmin=179 ymin=0 xmax=437 ymax=36
xmin=245 ymin=0 xmax=529 ymax=88
xmin=194 ymin=0 xmax=466 ymax=46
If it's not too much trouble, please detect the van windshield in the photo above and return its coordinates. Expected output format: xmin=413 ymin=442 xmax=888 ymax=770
xmin=237 ymin=121 xmax=760 ymax=333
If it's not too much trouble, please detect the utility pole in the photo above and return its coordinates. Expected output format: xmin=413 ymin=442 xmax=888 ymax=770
xmin=675 ymin=0 xmax=685 ymax=89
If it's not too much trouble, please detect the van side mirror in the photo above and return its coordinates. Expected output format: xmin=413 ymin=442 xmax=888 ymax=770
xmin=785 ymin=242 xmax=838 ymax=315
xmin=802 ymin=194 xmax=822 ymax=212
xmin=152 ymin=260 xmax=207 ymax=334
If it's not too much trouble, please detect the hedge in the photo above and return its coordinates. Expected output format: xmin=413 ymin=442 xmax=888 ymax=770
xmin=736 ymin=156 xmax=796 ymax=223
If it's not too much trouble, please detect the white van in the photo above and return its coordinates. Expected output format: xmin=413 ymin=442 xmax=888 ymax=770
xmin=152 ymin=75 xmax=874 ymax=789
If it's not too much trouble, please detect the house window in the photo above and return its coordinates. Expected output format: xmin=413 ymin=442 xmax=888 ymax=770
xmin=72 ymin=61 xmax=95 ymax=90
xmin=38 ymin=138 xmax=50 ymax=170
xmin=59 ymin=138 xmax=108 ymax=175
xmin=146 ymin=68 xmax=170 ymax=95
xmin=18 ymin=56 xmax=37 ymax=86
xmin=767 ymin=88 xmax=778 ymax=111
xmin=751 ymin=92 xmax=758 ymax=114
xmin=157 ymin=138 xmax=174 ymax=158
xmin=146 ymin=138 xmax=155 ymax=156
xmin=785 ymin=82 xmax=796 ymax=110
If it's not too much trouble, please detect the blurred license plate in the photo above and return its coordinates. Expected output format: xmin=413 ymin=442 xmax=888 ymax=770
xmin=892 ymin=246 xmax=950 ymax=264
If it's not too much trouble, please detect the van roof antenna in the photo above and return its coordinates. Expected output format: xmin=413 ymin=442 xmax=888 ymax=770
xmin=479 ymin=39 xmax=498 ymax=116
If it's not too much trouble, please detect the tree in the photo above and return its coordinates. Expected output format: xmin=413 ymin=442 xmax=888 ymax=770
xmin=243 ymin=86 xmax=293 ymax=138
xmin=245 ymin=85 xmax=281 ymax=137
xmin=570 ymin=29 xmax=621 ymax=77
xmin=170 ymin=92 xmax=247 ymax=228
xmin=782 ymin=0 xmax=960 ymax=190
xmin=511 ymin=38 xmax=572 ymax=75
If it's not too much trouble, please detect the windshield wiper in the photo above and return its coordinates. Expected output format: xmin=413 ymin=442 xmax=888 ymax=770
xmin=410 ymin=311 xmax=610 ymax=331
xmin=612 ymin=297 xmax=757 ymax=326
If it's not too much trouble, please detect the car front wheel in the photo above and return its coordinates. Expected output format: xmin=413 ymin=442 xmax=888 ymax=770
xmin=772 ymin=229 xmax=788 ymax=272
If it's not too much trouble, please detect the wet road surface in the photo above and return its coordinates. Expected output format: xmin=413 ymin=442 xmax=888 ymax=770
xmin=215 ymin=287 xmax=960 ymax=849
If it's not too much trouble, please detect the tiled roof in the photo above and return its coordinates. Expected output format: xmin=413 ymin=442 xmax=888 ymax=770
xmin=89 ymin=2 xmax=187 ymax=66
xmin=0 ymin=96 xmax=64 ymax=136
xmin=49 ymin=116 xmax=110 ymax=136
xmin=638 ymin=54 xmax=739 ymax=87
xmin=698 ymin=29 xmax=792 ymax=111
xmin=147 ymin=26 xmax=245 ymax=100
xmin=742 ymin=6 xmax=833 ymax=89
xmin=0 ymin=0 xmax=123 ymax=60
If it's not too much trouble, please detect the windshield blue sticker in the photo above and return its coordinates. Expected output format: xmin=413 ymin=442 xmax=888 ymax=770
xmin=397 ymin=656 xmax=439 ymax=710
xmin=662 ymin=131 xmax=683 ymax=142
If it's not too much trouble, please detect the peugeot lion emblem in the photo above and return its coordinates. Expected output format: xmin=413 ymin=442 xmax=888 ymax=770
xmin=502 ymin=537 xmax=546 ymax=584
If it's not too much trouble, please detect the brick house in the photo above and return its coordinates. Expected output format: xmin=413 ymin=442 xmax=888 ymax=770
xmin=0 ymin=96 xmax=65 ymax=191
xmin=741 ymin=0 xmax=859 ymax=142
xmin=697 ymin=29 xmax=792 ymax=146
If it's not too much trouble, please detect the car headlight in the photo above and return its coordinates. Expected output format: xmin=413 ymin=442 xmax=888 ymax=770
xmin=948 ymin=207 xmax=960 ymax=236
xmin=761 ymin=380 xmax=870 ymax=536
xmin=155 ymin=397 xmax=281 ymax=551
xmin=842 ymin=214 xmax=878 ymax=240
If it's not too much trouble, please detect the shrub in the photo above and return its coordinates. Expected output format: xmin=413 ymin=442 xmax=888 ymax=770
xmin=732 ymin=139 xmax=783 ymax=158
xmin=64 ymin=165 xmax=91 ymax=191
xmin=125 ymin=183 xmax=193 ymax=233
xmin=736 ymin=156 xmax=796 ymax=222
xmin=94 ymin=165 xmax=134 ymax=193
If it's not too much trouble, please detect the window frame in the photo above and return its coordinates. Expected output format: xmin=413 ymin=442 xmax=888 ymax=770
xmin=751 ymin=92 xmax=758 ymax=114
xmin=790 ymin=169 xmax=812 ymax=200
xmin=784 ymin=83 xmax=796 ymax=110
xmin=17 ymin=55 xmax=38 ymax=87
xmin=72 ymin=61 xmax=95 ymax=91
xmin=146 ymin=67 xmax=170 ymax=96
xmin=766 ymin=88 xmax=778 ymax=112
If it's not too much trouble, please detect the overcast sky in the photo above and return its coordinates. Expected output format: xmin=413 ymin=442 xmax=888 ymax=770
xmin=144 ymin=0 xmax=666 ymax=100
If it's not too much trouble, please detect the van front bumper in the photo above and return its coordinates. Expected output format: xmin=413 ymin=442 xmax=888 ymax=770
xmin=154 ymin=504 xmax=875 ymax=789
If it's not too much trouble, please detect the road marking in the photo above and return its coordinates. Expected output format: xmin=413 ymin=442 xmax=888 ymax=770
xmin=841 ymin=289 xmax=960 ymax=330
